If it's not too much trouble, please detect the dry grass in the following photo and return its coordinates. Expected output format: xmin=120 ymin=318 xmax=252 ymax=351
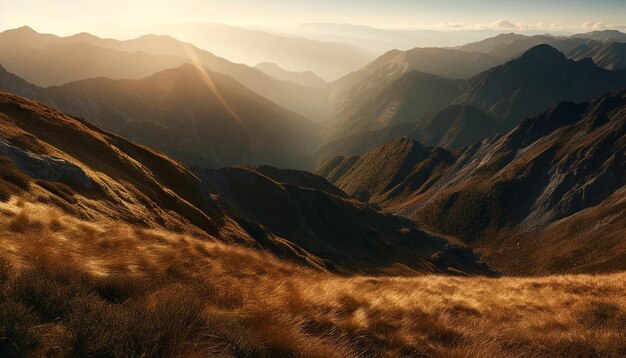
xmin=0 ymin=200 xmax=625 ymax=357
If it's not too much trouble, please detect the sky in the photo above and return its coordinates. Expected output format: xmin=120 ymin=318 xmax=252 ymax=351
xmin=1 ymin=0 xmax=625 ymax=36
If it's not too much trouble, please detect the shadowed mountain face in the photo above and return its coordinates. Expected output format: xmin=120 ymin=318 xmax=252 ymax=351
xmin=328 ymin=48 xmax=502 ymax=129
xmin=454 ymin=45 xmax=626 ymax=128
xmin=326 ymin=71 xmax=462 ymax=139
xmin=0 ymin=26 xmax=329 ymax=121
xmin=315 ymin=105 xmax=503 ymax=164
xmin=322 ymin=45 xmax=625 ymax=158
xmin=0 ymin=91 xmax=495 ymax=276
xmin=0 ymin=64 xmax=321 ymax=169
xmin=197 ymin=166 xmax=494 ymax=275
xmin=318 ymin=91 xmax=626 ymax=275
xmin=569 ymin=42 xmax=626 ymax=71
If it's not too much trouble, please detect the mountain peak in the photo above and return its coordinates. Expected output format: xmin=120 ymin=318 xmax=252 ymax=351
xmin=519 ymin=44 xmax=566 ymax=62
xmin=3 ymin=25 xmax=38 ymax=35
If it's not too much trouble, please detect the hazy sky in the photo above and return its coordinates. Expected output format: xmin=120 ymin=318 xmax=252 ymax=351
xmin=1 ymin=0 xmax=625 ymax=36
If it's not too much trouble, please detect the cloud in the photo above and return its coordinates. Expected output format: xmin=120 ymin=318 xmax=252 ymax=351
xmin=582 ymin=21 xmax=626 ymax=30
xmin=435 ymin=19 xmax=565 ymax=31
xmin=491 ymin=20 xmax=519 ymax=29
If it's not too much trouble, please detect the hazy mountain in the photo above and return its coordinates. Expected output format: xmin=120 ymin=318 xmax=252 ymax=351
xmin=0 ymin=64 xmax=322 ymax=169
xmin=326 ymin=71 xmax=462 ymax=139
xmin=254 ymin=62 xmax=327 ymax=88
xmin=569 ymin=42 xmax=626 ymax=71
xmin=0 ymin=26 xmax=329 ymax=121
xmin=318 ymin=91 xmax=626 ymax=275
xmin=103 ymin=22 xmax=377 ymax=81
xmin=458 ymin=33 xmax=600 ymax=60
xmin=571 ymin=29 xmax=626 ymax=43
xmin=0 ymin=90 xmax=494 ymax=275
xmin=280 ymin=23 xmax=502 ymax=53
xmin=454 ymin=44 xmax=626 ymax=128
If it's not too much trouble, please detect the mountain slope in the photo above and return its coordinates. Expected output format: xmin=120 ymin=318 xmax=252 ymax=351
xmin=454 ymin=44 xmax=626 ymax=128
xmin=315 ymin=105 xmax=503 ymax=164
xmin=255 ymin=62 xmax=327 ymax=88
xmin=0 ymin=26 xmax=328 ymax=121
xmin=0 ymin=64 xmax=321 ymax=169
xmin=197 ymin=166 xmax=494 ymax=275
xmin=318 ymin=91 xmax=626 ymax=274
xmin=326 ymin=71 xmax=462 ymax=139
xmin=329 ymin=47 xmax=502 ymax=126
xmin=569 ymin=42 xmax=626 ymax=71
xmin=0 ymin=91 xmax=493 ymax=275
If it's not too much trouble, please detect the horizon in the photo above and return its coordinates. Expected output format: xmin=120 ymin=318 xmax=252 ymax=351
xmin=2 ymin=0 xmax=626 ymax=39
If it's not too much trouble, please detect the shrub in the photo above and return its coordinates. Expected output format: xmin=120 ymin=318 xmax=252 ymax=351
xmin=0 ymin=301 xmax=41 ymax=357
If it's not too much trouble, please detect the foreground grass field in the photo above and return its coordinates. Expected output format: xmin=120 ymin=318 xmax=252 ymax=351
xmin=1 ymin=200 xmax=625 ymax=357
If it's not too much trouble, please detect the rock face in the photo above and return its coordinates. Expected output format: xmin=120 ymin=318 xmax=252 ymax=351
xmin=0 ymin=91 xmax=496 ymax=276
xmin=0 ymin=139 xmax=92 ymax=189
xmin=318 ymin=91 xmax=626 ymax=275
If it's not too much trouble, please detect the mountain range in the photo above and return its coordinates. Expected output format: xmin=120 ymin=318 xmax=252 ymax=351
xmin=0 ymin=64 xmax=320 ymax=169
xmin=318 ymin=91 xmax=626 ymax=275
xmin=0 ymin=26 xmax=328 ymax=121
xmin=0 ymin=90 xmax=495 ymax=275
xmin=323 ymin=43 xmax=626 ymax=149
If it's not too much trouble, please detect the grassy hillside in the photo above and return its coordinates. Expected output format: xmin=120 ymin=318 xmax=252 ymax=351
xmin=1 ymin=201 xmax=624 ymax=357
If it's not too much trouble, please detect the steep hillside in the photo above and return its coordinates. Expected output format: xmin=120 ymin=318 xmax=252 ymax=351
xmin=569 ymin=42 xmax=626 ymax=71
xmin=198 ymin=166 xmax=493 ymax=275
xmin=0 ymin=64 xmax=320 ymax=169
xmin=326 ymin=71 xmax=461 ymax=139
xmin=316 ymin=105 xmax=503 ymax=164
xmin=0 ymin=26 xmax=328 ymax=121
xmin=319 ymin=91 xmax=626 ymax=274
xmin=454 ymin=44 xmax=626 ymax=128
xmin=0 ymin=91 xmax=493 ymax=275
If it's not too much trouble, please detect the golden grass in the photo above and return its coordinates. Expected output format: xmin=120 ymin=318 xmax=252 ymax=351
xmin=0 ymin=200 xmax=625 ymax=357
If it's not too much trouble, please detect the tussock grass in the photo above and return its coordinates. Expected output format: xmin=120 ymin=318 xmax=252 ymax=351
xmin=0 ymin=201 xmax=625 ymax=357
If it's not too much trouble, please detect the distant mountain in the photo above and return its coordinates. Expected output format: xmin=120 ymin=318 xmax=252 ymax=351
xmin=0 ymin=64 xmax=320 ymax=169
xmin=105 ymin=22 xmax=377 ymax=81
xmin=318 ymin=91 xmax=626 ymax=275
xmin=326 ymin=71 xmax=462 ymax=139
xmin=0 ymin=91 xmax=495 ymax=275
xmin=571 ymin=29 xmax=626 ymax=43
xmin=282 ymin=23 xmax=502 ymax=53
xmin=254 ymin=62 xmax=327 ymax=88
xmin=569 ymin=42 xmax=626 ymax=71
xmin=454 ymin=44 xmax=626 ymax=128
xmin=0 ymin=26 xmax=329 ymax=121
xmin=316 ymin=105 xmax=503 ymax=164
xmin=458 ymin=33 xmax=600 ymax=60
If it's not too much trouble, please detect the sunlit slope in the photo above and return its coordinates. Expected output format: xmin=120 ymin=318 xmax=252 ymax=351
xmin=0 ymin=205 xmax=624 ymax=357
